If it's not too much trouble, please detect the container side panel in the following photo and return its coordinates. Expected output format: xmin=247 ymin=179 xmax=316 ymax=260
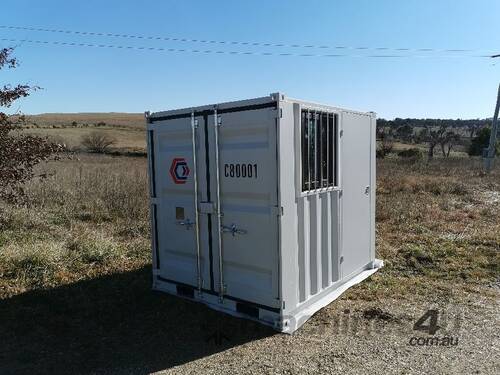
xmin=297 ymin=197 xmax=310 ymax=303
xmin=321 ymin=192 xmax=330 ymax=288
xmin=331 ymin=190 xmax=340 ymax=282
xmin=309 ymin=195 xmax=319 ymax=295
xmin=340 ymin=112 xmax=372 ymax=278
xmin=316 ymin=195 xmax=323 ymax=291
xmin=278 ymin=101 xmax=300 ymax=312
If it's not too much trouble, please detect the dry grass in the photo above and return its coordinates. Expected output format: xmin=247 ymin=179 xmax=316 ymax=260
xmin=0 ymin=154 xmax=498 ymax=374
xmin=0 ymin=155 xmax=498 ymax=302
xmin=351 ymin=157 xmax=500 ymax=301
xmin=15 ymin=112 xmax=147 ymax=154
xmin=25 ymin=112 xmax=144 ymax=129
xmin=0 ymin=155 xmax=150 ymax=298
xmin=380 ymin=141 xmax=468 ymax=157
xmin=23 ymin=126 xmax=146 ymax=153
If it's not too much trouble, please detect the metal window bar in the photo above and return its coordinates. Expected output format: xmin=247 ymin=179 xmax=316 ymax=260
xmin=213 ymin=108 xmax=225 ymax=302
xmin=190 ymin=112 xmax=202 ymax=293
xmin=332 ymin=113 xmax=337 ymax=186
xmin=301 ymin=109 xmax=341 ymax=193
xmin=326 ymin=113 xmax=330 ymax=188
xmin=321 ymin=112 xmax=328 ymax=188
xmin=306 ymin=110 xmax=312 ymax=192
xmin=328 ymin=113 xmax=335 ymax=186
xmin=319 ymin=112 xmax=323 ymax=188
xmin=313 ymin=111 xmax=318 ymax=190
xmin=301 ymin=111 xmax=308 ymax=191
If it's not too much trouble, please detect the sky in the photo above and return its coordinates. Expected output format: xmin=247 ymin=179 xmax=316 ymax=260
xmin=2 ymin=0 xmax=500 ymax=119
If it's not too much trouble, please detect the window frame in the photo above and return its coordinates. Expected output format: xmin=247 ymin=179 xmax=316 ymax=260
xmin=299 ymin=107 xmax=340 ymax=196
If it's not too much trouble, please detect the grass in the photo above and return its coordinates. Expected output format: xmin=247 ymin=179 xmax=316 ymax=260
xmin=0 ymin=154 xmax=498 ymax=302
xmin=23 ymin=125 xmax=147 ymax=154
xmin=25 ymin=112 xmax=145 ymax=129
xmin=0 ymin=155 xmax=150 ymax=298
xmin=0 ymin=153 xmax=498 ymax=373
xmin=350 ymin=157 xmax=500 ymax=301
xmin=15 ymin=112 xmax=147 ymax=154
xmin=381 ymin=140 xmax=469 ymax=158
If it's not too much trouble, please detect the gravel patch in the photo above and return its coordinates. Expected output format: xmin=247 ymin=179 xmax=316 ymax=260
xmin=153 ymin=293 xmax=499 ymax=375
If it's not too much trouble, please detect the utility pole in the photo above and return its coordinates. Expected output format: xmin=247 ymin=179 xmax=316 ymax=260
xmin=484 ymin=83 xmax=500 ymax=172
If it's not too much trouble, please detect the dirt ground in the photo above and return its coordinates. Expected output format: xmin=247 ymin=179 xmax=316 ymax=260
xmin=1 ymin=266 xmax=497 ymax=375
xmin=158 ymin=291 xmax=499 ymax=375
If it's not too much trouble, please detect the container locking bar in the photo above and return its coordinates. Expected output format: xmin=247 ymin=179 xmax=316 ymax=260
xmin=213 ymin=107 xmax=225 ymax=303
xmin=191 ymin=111 xmax=202 ymax=294
xmin=222 ymin=224 xmax=247 ymax=237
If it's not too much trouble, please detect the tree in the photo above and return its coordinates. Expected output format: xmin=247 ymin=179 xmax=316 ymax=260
xmin=439 ymin=130 xmax=461 ymax=157
xmin=376 ymin=140 xmax=394 ymax=159
xmin=467 ymin=123 xmax=480 ymax=139
xmin=416 ymin=127 xmax=439 ymax=161
xmin=395 ymin=124 xmax=413 ymax=142
xmin=0 ymin=48 xmax=64 ymax=201
xmin=417 ymin=125 xmax=458 ymax=161
xmin=468 ymin=127 xmax=499 ymax=156
xmin=81 ymin=131 xmax=116 ymax=153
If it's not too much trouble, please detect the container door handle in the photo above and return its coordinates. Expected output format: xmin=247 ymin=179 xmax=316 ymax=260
xmin=222 ymin=224 xmax=247 ymax=237
xmin=176 ymin=218 xmax=194 ymax=230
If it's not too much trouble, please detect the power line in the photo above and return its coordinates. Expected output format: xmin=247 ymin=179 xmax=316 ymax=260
xmin=0 ymin=37 xmax=385 ymax=57
xmin=0 ymin=24 xmax=494 ymax=56
xmin=0 ymin=37 xmax=491 ymax=59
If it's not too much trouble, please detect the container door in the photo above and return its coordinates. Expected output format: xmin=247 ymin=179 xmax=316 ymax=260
xmin=207 ymin=107 xmax=280 ymax=308
xmin=341 ymin=112 xmax=372 ymax=278
xmin=151 ymin=116 xmax=211 ymax=288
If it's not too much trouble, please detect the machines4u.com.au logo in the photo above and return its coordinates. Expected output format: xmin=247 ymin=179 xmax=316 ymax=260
xmin=169 ymin=158 xmax=190 ymax=184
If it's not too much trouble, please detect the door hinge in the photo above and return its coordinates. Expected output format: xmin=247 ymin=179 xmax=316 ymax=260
xmin=271 ymin=206 xmax=283 ymax=216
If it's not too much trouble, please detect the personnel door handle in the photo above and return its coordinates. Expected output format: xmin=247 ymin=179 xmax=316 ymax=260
xmin=222 ymin=224 xmax=247 ymax=236
xmin=176 ymin=219 xmax=194 ymax=230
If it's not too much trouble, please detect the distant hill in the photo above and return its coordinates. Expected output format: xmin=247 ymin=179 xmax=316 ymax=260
xmin=18 ymin=113 xmax=147 ymax=154
xmin=25 ymin=113 xmax=145 ymax=129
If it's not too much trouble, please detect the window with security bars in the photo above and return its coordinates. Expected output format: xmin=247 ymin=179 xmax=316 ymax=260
xmin=301 ymin=110 xmax=338 ymax=192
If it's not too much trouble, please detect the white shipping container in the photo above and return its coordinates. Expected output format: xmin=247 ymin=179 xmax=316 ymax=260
xmin=146 ymin=93 xmax=382 ymax=333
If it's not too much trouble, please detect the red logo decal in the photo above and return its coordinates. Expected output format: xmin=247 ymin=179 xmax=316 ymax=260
xmin=169 ymin=158 xmax=190 ymax=184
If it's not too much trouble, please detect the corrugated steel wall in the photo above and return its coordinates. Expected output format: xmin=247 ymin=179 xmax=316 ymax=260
xmin=297 ymin=191 xmax=340 ymax=303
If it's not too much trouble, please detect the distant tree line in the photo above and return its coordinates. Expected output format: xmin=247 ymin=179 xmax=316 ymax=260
xmin=378 ymin=118 xmax=490 ymax=139
xmin=376 ymin=118 xmax=496 ymax=160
